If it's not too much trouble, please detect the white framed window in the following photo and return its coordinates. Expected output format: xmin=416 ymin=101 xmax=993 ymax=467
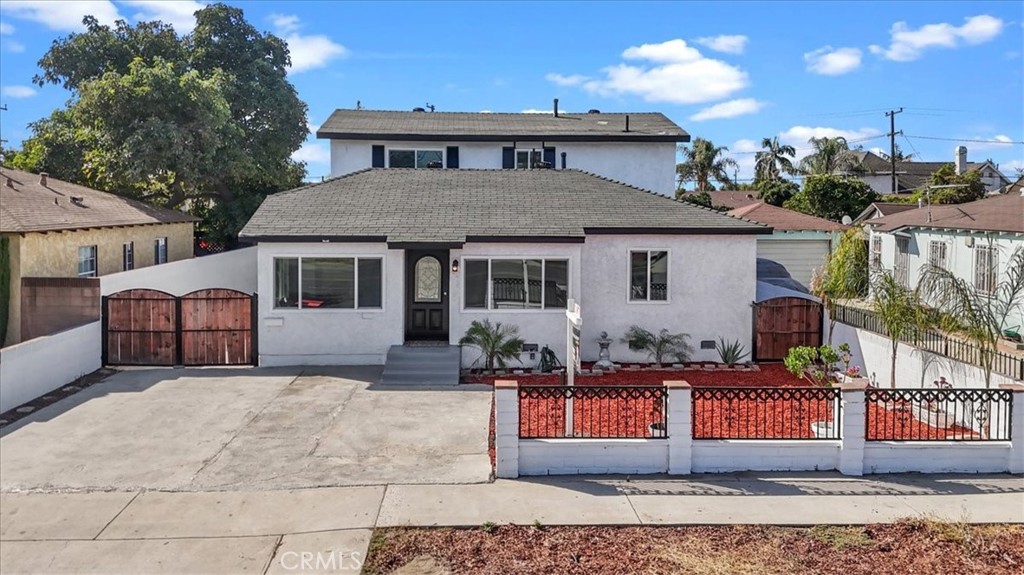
xmin=463 ymin=258 xmax=569 ymax=310
xmin=122 ymin=241 xmax=134 ymax=271
xmin=629 ymin=250 xmax=669 ymax=302
xmin=388 ymin=149 xmax=443 ymax=168
xmin=870 ymin=235 xmax=882 ymax=269
xmin=77 ymin=245 xmax=97 ymax=277
xmin=894 ymin=237 xmax=910 ymax=287
xmin=927 ymin=241 xmax=947 ymax=269
xmin=515 ymin=149 xmax=543 ymax=170
xmin=973 ymin=245 xmax=997 ymax=294
xmin=273 ymin=256 xmax=383 ymax=310
xmin=154 ymin=237 xmax=168 ymax=264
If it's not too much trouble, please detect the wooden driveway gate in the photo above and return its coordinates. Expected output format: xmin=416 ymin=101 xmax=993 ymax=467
xmin=753 ymin=297 xmax=823 ymax=361
xmin=103 ymin=289 xmax=255 ymax=366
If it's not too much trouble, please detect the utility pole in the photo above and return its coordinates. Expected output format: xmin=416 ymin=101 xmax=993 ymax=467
xmin=885 ymin=108 xmax=903 ymax=193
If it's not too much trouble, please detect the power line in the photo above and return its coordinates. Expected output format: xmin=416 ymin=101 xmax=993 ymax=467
xmin=722 ymin=134 xmax=888 ymax=155
xmin=904 ymin=135 xmax=1024 ymax=145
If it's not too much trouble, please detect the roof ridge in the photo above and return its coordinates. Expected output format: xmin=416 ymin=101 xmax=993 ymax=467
xmin=327 ymin=108 xmax=665 ymax=116
xmin=271 ymin=168 xmax=376 ymax=198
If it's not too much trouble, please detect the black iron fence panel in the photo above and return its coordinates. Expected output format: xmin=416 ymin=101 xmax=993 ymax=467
xmin=691 ymin=387 xmax=841 ymax=440
xmin=518 ymin=385 xmax=668 ymax=439
xmin=865 ymin=388 xmax=1012 ymax=441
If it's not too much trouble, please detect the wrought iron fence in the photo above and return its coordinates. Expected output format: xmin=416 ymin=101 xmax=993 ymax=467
xmin=831 ymin=303 xmax=1024 ymax=381
xmin=865 ymin=388 xmax=1012 ymax=441
xmin=692 ymin=387 xmax=841 ymax=440
xmin=519 ymin=385 xmax=668 ymax=439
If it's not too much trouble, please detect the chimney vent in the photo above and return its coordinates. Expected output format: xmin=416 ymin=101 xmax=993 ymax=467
xmin=5 ymin=177 xmax=13 ymax=188
xmin=71 ymin=195 xmax=85 ymax=205
xmin=553 ymin=98 xmax=559 ymax=117
xmin=625 ymin=115 xmax=630 ymax=132
xmin=955 ymin=146 xmax=967 ymax=175
xmin=39 ymin=172 xmax=49 ymax=187
xmin=560 ymin=151 xmax=567 ymax=170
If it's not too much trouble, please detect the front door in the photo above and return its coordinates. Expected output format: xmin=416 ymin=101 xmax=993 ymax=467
xmin=405 ymin=249 xmax=450 ymax=340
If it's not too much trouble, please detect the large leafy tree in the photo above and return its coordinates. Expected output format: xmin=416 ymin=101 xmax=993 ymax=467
xmin=913 ymin=164 xmax=987 ymax=205
xmin=756 ymin=179 xmax=799 ymax=207
xmin=754 ymin=136 xmax=796 ymax=182
xmin=798 ymin=136 xmax=861 ymax=175
xmin=676 ymin=138 xmax=738 ymax=192
xmin=784 ymin=175 xmax=878 ymax=221
xmin=11 ymin=4 xmax=308 ymax=243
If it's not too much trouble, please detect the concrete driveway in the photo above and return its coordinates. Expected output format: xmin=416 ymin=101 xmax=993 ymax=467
xmin=0 ymin=367 xmax=492 ymax=492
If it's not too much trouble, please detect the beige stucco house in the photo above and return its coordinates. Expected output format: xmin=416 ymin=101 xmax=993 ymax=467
xmin=0 ymin=168 xmax=196 ymax=345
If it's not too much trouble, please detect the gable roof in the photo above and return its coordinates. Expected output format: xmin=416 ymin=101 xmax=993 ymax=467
xmin=851 ymin=151 xmax=1010 ymax=192
xmin=316 ymin=109 xmax=689 ymax=143
xmin=240 ymin=169 xmax=766 ymax=244
xmin=727 ymin=202 xmax=848 ymax=232
xmin=0 ymin=168 xmax=196 ymax=234
xmin=868 ymin=192 xmax=1024 ymax=234
xmin=853 ymin=201 xmax=918 ymax=223
xmin=705 ymin=190 xmax=761 ymax=209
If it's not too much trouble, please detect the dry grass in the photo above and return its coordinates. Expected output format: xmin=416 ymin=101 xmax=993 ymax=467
xmin=654 ymin=536 xmax=797 ymax=575
xmin=808 ymin=525 xmax=874 ymax=551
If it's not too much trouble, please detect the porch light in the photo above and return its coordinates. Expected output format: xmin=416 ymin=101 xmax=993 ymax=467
xmin=451 ymin=259 xmax=460 ymax=273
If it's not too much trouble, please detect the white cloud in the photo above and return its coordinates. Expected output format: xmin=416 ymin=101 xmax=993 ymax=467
xmin=520 ymin=109 xmax=553 ymax=114
xmin=121 ymin=0 xmax=204 ymax=33
xmin=869 ymin=14 xmax=1004 ymax=62
xmin=804 ymin=46 xmax=862 ymax=75
xmin=1001 ymin=159 xmax=1023 ymax=176
xmin=966 ymin=134 xmax=1015 ymax=150
xmin=2 ymin=39 xmax=25 ymax=52
xmin=291 ymin=141 xmax=330 ymax=165
xmin=778 ymin=125 xmax=882 ymax=148
xmin=694 ymin=34 xmax=748 ymax=55
xmin=545 ymin=73 xmax=588 ymax=87
xmin=0 ymin=21 xmax=14 ymax=34
xmin=550 ymin=39 xmax=749 ymax=105
xmin=2 ymin=85 xmax=37 ymax=98
xmin=269 ymin=14 xmax=348 ymax=74
xmin=479 ymin=110 xmax=493 ymax=114
xmin=688 ymin=98 xmax=765 ymax=121
xmin=0 ymin=1 xmax=120 ymax=31
xmin=724 ymin=138 xmax=759 ymax=182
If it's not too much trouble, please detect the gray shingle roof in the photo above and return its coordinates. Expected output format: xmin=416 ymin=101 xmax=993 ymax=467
xmin=316 ymin=110 xmax=688 ymax=142
xmin=240 ymin=169 xmax=766 ymax=244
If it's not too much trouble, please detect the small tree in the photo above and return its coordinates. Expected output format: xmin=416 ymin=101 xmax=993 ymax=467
xmin=784 ymin=175 xmax=878 ymax=221
xmin=871 ymin=271 xmax=928 ymax=388
xmin=812 ymin=227 xmax=869 ymax=342
xmin=621 ymin=326 xmax=693 ymax=365
xmin=756 ymin=179 xmax=799 ymax=207
xmin=459 ymin=319 xmax=525 ymax=372
xmin=911 ymin=164 xmax=986 ymax=205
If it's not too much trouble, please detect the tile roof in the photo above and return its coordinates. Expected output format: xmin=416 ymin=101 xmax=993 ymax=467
xmin=705 ymin=190 xmax=761 ymax=209
xmin=727 ymin=202 xmax=848 ymax=232
xmin=240 ymin=169 xmax=767 ymax=243
xmin=868 ymin=192 xmax=1024 ymax=234
xmin=0 ymin=168 xmax=197 ymax=234
xmin=316 ymin=109 xmax=689 ymax=142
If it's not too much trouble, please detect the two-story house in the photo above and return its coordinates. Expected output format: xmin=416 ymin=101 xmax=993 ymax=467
xmin=316 ymin=105 xmax=688 ymax=194
xmin=851 ymin=146 xmax=1011 ymax=195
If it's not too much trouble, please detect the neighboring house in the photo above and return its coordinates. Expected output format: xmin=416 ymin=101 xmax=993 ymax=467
xmin=850 ymin=147 xmax=1011 ymax=195
xmin=316 ymin=107 xmax=689 ymax=195
xmin=0 ymin=168 xmax=196 ymax=345
xmin=853 ymin=201 xmax=918 ymax=224
xmin=239 ymin=168 xmax=766 ymax=367
xmin=706 ymin=190 xmax=761 ymax=209
xmin=727 ymin=202 xmax=848 ymax=288
xmin=866 ymin=190 xmax=1024 ymax=329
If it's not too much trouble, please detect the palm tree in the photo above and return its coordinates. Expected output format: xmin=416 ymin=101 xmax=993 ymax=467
xmin=918 ymin=246 xmax=1024 ymax=389
xmin=459 ymin=319 xmax=525 ymax=372
xmin=871 ymin=270 xmax=928 ymax=388
xmin=798 ymin=136 xmax=861 ymax=175
xmin=754 ymin=136 xmax=796 ymax=182
xmin=676 ymin=138 xmax=738 ymax=192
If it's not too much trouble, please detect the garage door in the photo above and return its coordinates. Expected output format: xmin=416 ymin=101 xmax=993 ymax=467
xmin=757 ymin=239 xmax=831 ymax=289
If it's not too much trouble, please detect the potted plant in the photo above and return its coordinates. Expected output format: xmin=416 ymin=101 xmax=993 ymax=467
xmin=621 ymin=326 xmax=693 ymax=368
xmin=459 ymin=319 xmax=525 ymax=374
xmin=715 ymin=337 xmax=749 ymax=367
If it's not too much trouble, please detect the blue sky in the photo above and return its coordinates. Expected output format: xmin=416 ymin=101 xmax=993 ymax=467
xmin=1 ymin=1 xmax=1022 ymax=183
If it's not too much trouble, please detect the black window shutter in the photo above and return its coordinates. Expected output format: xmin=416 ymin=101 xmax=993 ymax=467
xmin=502 ymin=147 xmax=514 ymax=169
xmin=372 ymin=145 xmax=385 ymax=168
xmin=543 ymin=147 xmax=556 ymax=167
xmin=446 ymin=146 xmax=459 ymax=168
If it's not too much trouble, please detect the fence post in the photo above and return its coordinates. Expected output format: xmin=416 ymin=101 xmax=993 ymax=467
xmin=1001 ymin=383 xmax=1024 ymax=475
xmin=494 ymin=380 xmax=520 ymax=479
xmin=665 ymin=380 xmax=692 ymax=475
xmin=839 ymin=378 xmax=869 ymax=476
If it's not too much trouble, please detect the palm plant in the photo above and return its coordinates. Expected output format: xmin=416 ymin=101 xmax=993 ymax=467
xmin=871 ymin=270 xmax=929 ymax=388
xmin=811 ymin=227 xmax=869 ymax=343
xmin=798 ymin=136 xmax=861 ymax=175
xmin=754 ymin=136 xmax=796 ymax=182
xmin=918 ymin=246 xmax=1024 ymax=388
xmin=715 ymin=338 xmax=749 ymax=365
xmin=676 ymin=138 xmax=738 ymax=192
xmin=459 ymin=319 xmax=525 ymax=373
xmin=622 ymin=326 xmax=693 ymax=365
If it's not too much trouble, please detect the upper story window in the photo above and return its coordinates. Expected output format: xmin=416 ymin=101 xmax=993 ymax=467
xmin=629 ymin=250 xmax=669 ymax=302
xmin=123 ymin=242 xmax=135 ymax=271
xmin=78 ymin=245 xmax=98 ymax=277
xmin=389 ymin=149 xmax=443 ymax=168
xmin=274 ymin=257 xmax=383 ymax=309
xmin=515 ymin=149 xmax=543 ymax=170
xmin=154 ymin=237 xmax=168 ymax=264
xmin=464 ymin=258 xmax=568 ymax=310
xmin=973 ymin=245 xmax=997 ymax=294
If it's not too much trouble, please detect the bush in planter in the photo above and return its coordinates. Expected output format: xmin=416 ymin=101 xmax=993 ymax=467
xmin=621 ymin=325 xmax=693 ymax=366
xmin=715 ymin=337 xmax=749 ymax=365
xmin=784 ymin=345 xmax=839 ymax=386
xmin=459 ymin=319 xmax=525 ymax=373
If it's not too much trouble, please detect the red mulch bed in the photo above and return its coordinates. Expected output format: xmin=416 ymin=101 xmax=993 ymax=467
xmin=363 ymin=522 xmax=1024 ymax=575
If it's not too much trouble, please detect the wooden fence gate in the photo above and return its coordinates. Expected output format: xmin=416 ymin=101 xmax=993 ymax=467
xmin=753 ymin=297 xmax=823 ymax=361
xmin=104 ymin=289 xmax=255 ymax=366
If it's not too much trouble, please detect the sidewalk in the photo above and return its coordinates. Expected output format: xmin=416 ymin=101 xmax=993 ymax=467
xmin=2 ymin=473 xmax=1021 ymax=574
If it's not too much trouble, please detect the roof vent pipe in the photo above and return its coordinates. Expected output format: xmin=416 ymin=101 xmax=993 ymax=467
xmin=39 ymin=172 xmax=48 ymax=186
xmin=553 ymin=98 xmax=559 ymax=117
xmin=917 ymin=198 xmax=923 ymax=208
xmin=560 ymin=151 xmax=567 ymax=170
xmin=625 ymin=115 xmax=630 ymax=132
xmin=5 ymin=177 xmax=13 ymax=188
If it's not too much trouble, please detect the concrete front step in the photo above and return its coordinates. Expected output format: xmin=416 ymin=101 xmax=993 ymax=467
xmin=380 ymin=345 xmax=461 ymax=386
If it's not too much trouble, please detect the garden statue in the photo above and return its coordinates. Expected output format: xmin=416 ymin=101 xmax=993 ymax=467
xmin=594 ymin=331 xmax=615 ymax=370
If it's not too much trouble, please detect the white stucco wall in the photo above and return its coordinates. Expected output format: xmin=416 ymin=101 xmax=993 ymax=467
xmin=100 ymin=247 xmax=257 ymax=296
xmin=691 ymin=440 xmax=841 ymax=473
xmin=328 ymin=139 xmax=678 ymax=195
xmin=0 ymin=321 xmax=101 ymax=412
xmin=579 ymin=234 xmax=757 ymax=364
xmin=863 ymin=443 xmax=1012 ymax=474
xmin=518 ymin=439 xmax=668 ymax=475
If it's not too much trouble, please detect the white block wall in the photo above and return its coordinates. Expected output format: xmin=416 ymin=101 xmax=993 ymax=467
xmin=863 ymin=443 xmax=1013 ymax=474
xmin=0 ymin=321 xmax=101 ymax=412
xmin=101 ymin=247 xmax=257 ymax=296
xmin=691 ymin=441 xmax=840 ymax=473
xmin=519 ymin=439 xmax=668 ymax=475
